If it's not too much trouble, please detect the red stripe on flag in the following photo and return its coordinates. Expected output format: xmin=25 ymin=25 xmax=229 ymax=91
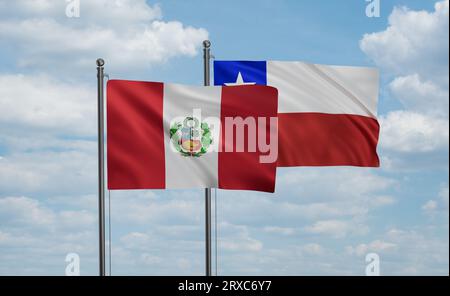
xmin=277 ymin=112 xmax=380 ymax=167
xmin=219 ymin=86 xmax=278 ymax=193
xmin=107 ymin=80 xmax=166 ymax=189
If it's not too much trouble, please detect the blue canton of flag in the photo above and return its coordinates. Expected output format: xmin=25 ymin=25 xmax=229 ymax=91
xmin=213 ymin=61 xmax=267 ymax=86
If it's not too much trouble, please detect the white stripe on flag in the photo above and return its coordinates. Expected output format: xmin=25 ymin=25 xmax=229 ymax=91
xmin=163 ymin=84 xmax=222 ymax=189
xmin=267 ymin=61 xmax=379 ymax=117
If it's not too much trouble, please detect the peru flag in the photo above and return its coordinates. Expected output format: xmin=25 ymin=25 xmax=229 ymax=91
xmin=107 ymin=80 xmax=278 ymax=192
xmin=214 ymin=61 xmax=380 ymax=167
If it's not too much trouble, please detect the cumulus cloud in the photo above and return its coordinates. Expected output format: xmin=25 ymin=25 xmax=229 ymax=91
xmin=212 ymin=168 xmax=396 ymax=244
xmin=0 ymin=74 xmax=95 ymax=135
xmin=219 ymin=222 xmax=263 ymax=252
xmin=361 ymin=0 xmax=449 ymax=161
xmin=345 ymin=226 xmax=448 ymax=275
xmin=277 ymin=168 xmax=395 ymax=200
xmin=346 ymin=240 xmax=397 ymax=257
xmin=108 ymin=216 xmax=264 ymax=274
xmin=368 ymin=195 xmax=396 ymax=208
xmin=0 ymin=0 xmax=208 ymax=74
xmin=263 ymin=226 xmax=295 ymax=236
xmin=301 ymin=243 xmax=325 ymax=256
xmin=0 ymin=196 xmax=96 ymax=230
xmin=304 ymin=219 xmax=369 ymax=238
xmin=422 ymin=200 xmax=438 ymax=212
xmin=384 ymin=228 xmax=448 ymax=275
xmin=0 ymin=196 xmax=55 ymax=227
xmin=422 ymin=184 xmax=449 ymax=216
xmin=93 ymin=170 xmax=394 ymax=274
xmin=389 ymin=74 xmax=449 ymax=116
xmin=360 ymin=0 xmax=449 ymax=79
xmin=380 ymin=111 xmax=449 ymax=153
xmin=0 ymin=195 xmax=98 ymax=275
xmin=0 ymin=144 xmax=96 ymax=196
xmin=110 ymin=190 xmax=202 ymax=226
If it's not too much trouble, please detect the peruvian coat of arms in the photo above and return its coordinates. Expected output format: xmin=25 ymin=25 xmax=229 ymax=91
xmin=170 ymin=117 xmax=212 ymax=157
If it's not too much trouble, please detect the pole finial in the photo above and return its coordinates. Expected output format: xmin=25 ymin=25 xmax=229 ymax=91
xmin=203 ymin=40 xmax=211 ymax=49
xmin=96 ymin=58 xmax=105 ymax=67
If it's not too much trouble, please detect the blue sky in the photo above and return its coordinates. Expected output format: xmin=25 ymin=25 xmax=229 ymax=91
xmin=0 ymin=0 xmax=448 ymax=275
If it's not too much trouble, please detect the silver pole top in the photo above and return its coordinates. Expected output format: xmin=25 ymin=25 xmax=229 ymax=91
xmin=203 ymin=40 xmax=211 ymax=49
xmin=96 ymin=58 xmax=105 ymax=67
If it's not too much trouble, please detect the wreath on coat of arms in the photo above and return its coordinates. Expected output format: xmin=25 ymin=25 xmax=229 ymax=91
xmin=170 ymin=117 xmax=212 ymax=157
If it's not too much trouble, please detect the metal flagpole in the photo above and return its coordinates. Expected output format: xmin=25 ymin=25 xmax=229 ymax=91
xmin=203 ymin=40 xmax=213 ymax=277
xmin=96 ymin=58 xmax=106 ymax=276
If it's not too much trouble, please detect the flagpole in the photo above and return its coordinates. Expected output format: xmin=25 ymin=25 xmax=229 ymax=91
xmin=96 ymin=58 xmax=106 ymax=276
xmin=203 ymin=40 xmax=213 ymax=277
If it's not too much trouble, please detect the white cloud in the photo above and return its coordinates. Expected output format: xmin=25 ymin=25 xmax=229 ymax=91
xmin=0 ymin=73 xmax=98 ymax=195
xmin=277 ymin=168 xmax=395 ymax=200
xmin=221 ymin=239 xmax=263 ymax=252
xmin=59 ymin=210 xmax=96 ymax=228
xmin=0 ymin=0 xmax=208 ymax=73
xmin=140 ymin=253 xmax=163 ymax=265
xmin=301 ymin=243 xmax=325 ymax=256
xmin=344 ymin=227 xmax=448 ymax=275
xmin=361 ymin=0 xmax=449 ymax=160
xmin=0 ymin=196 xmax=96 ymax=230
xmin=0 ymin=196 xmax=55 ymax=227
xmin=0 ymin=231 xmax=36 ymax=247
xmin=380 ymin=111 xmax=449 ymax=153
xmin=114 ymin=226 xmax=206 ymax=275
xmin=215 ymin=168 xmax=395 ymax=241
xmin=120 ymin=232 xmax=152 ymax=249
xmin=422 ymin=200 xmax=438 ymax=212
xmin=389 ymin=74 xmax=449 ymax=116
xmin=0 ymin=74 xmax=95 ymax=135
xmin=346 ymin=240 xmax=397 ymax=257
xmin=219 ymin=222 xmax=263 ymax=252
xmin=263 ymin=226 xmax=295 ymax=236
xmin=360 ymin=0 xmax=449 ymax=79
xmin=304 ymin=219 xmax=368 ymax=238
xmin=0 ymin=146 xmax=96 ymax=195
xmin=383 ymin=228 xmax=449 ymax=275
xmin=422 ymin=184 xmax=449 ymax=216
xmin=110 ymin=190 xmax=202 ymax=225
xmin=369 ymin=195 xmax=396 ymax=208
xmin=0 ymin=195 xmax=98 ymax=275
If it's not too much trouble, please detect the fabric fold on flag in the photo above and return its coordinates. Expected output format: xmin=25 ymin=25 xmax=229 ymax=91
xmin=107 ymin=80 xmax=278 ymax=192
xmin=214 ymin=60 xmax=380 ymax=167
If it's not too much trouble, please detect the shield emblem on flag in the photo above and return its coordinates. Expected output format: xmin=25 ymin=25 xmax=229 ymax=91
xmin=170 ymin=117 xmax=212 ymax=157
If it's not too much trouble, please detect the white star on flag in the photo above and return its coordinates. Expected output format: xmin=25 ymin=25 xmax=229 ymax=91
xmin=224 ymin=72 xmax=256 ymax=86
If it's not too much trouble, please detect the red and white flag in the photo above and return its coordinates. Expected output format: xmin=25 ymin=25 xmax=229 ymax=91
xmin=214 ymin=61 xmax=380 ymax=167
xmin=107 ymin=80 xmax=278 ymax=192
